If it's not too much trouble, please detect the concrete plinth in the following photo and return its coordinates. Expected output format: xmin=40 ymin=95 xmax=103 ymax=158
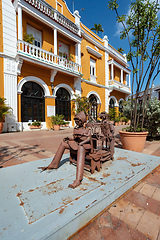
xmin=0 ymin=148 xmax=159 ymax=240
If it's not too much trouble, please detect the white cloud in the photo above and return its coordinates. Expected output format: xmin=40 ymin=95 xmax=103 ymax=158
xmin=114 ymin=22 xmax=124 ymax=36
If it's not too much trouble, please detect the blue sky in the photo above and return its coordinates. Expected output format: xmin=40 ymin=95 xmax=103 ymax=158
xmin=65 ymin=0 xmax=159 ymax=87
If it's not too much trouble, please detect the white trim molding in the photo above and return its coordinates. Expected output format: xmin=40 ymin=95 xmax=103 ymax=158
xmin=86 ymin=46 xmax=102 ymax=58
xmin=17 ymin=76 xmax=51 ymax=97
xmin=109 ymin=96 xmax=118 ymax=107
xmin=119 ymin=98 xmax=124 ymax=104
xmin=53 ymin=83 xmax=74 ymax=100
xmin=87 ymin=91 xmax=101 ymax=104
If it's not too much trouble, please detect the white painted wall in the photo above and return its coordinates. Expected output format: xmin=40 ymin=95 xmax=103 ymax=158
xmin=2 ymin=0 xmax=17 ymax=57
xmin=2 ymin=0 xmax=18 ymax=132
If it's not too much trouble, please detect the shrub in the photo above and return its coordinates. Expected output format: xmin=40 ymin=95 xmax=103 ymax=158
xmin=50 ymin=114 xmax=66 ymax=126
xmin=0 ymin=97 xmax=11 ymax=122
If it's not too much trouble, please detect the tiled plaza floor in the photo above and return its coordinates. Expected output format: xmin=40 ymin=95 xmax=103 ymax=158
xmin=70 ymin=166 xmax=160 ymax=240
xmin=0 ymin=126 xmax=160 ymax=240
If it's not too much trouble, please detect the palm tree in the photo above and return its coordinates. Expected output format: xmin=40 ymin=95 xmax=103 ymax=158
xmin=117 ymin=47 xmax=124 ymax=54
xmin=90 ymin=23 xmax=104 ymax=35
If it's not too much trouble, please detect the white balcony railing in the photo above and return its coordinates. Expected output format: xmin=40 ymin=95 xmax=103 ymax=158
xmin=17 ymin=40 xmax=82 ymax=74
xmin=109 ymin=80 xmax=130 ymax=92
xmin=25 ymin=0 xmax=79 ymax=35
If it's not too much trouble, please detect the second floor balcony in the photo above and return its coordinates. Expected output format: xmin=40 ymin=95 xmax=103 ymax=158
xmin=17 ymin=40 xmax=82 ymax=76
xmin=108 ymin=79 xmax=131 ymax=93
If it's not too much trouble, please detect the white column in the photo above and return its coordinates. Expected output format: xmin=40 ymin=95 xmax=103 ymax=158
xmin=121 ymin=69 xmax=123 ymax=84
xmin=103 ymin=35 xmax=109 ymax=87
xmin=18 ymin=5 xmax=22 ymax=40
xmin=78 ymin=43 xmax=81 ymax=65
xmin=128 ymin=74 xmax=131 ymax=87
xmin=54 ymin=28 xmax=57 ymax=55
xmin=111 ymin=63 xmax=114 ymax=81
xmin=75 ymin=43 xmax=81 ymax=65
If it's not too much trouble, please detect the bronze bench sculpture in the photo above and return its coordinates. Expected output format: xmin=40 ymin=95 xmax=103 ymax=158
xmin=39 ymin=111 xmax=114 ymax=188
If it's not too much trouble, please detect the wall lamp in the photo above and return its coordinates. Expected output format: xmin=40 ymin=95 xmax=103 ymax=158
xmin=51 ymin=83 xmax=54 ymax=93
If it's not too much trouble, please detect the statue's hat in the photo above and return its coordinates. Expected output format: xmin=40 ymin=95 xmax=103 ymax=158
xmin=74 ymin=111 xmax=87 ymax=123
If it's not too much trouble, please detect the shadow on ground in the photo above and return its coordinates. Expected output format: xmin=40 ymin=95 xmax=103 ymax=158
xmin=0 ymin=144 xmax=45 ymax=167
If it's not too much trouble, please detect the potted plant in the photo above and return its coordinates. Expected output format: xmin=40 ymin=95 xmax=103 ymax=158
xmin=28 ymin=121 xmax=41 ymax=129
xmin=50 ymin=114 xmax=66 ymax=131
xmin=114 ymin=116 xmax=120 ymax=126
xmin=0 ymin=97 xmax=11 ymax=134
xmin=23 ymin=33 xmax=35 ymax=53
xmin=108 ymin=0 xmax=160 ymax=152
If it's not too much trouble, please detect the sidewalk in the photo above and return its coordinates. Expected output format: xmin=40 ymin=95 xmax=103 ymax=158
xmin=0 ymin=126 xmax=159 ymax=168
xmin=0 ymin=127 xmax=160 ymax=240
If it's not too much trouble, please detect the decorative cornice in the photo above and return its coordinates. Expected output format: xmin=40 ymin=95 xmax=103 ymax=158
xmin=86 ymin=46 xmax=102 ymax=58
xmin=81 ymin=78 xmax=110 ymax=90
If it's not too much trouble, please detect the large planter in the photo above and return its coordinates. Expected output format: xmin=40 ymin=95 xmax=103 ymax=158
xmin=119 ymin=130 xmax=148 ymax=152
xmin=54 ymin=125 xmax=60 ymax=131
xmin=0 ymin=122 xmax=3 ymax=134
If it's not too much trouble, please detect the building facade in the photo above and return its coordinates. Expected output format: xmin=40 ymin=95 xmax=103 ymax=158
xmin=0 ymin=0 xmax=131 ymax=132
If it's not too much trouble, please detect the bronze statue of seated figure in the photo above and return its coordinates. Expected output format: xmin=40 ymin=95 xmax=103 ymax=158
xmin=39 ymin=111 xmax=114 ymax=189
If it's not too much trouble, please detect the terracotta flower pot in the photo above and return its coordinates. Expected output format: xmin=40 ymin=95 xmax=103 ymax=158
xmin=0 ymin=122 xmax=3 ymax=134
xmin=119 ymin=130 xmax=148 ymax=152
xmin=54 ymin=125 xmax=60 ymax=131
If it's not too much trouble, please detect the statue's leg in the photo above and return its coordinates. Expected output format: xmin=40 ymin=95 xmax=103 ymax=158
xmin=41 ymin=142 xmax=69 ymax=170
xmin=68 ymin=145 xmax=85 ymax=188
xmin=110 ymin=138 xmax=114 ymax=158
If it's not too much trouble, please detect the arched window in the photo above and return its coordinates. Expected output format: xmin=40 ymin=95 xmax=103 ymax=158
xmin=119 ymin=100 xmax=123 ymax=113
xmin=21 ymin=81 xmax=45 ymax=122
xmin=89 ymin=94 xmax=97 ymax=120
xmin=109 ymin=98 xmax=115 ymax=108
xmin=56 ymin=88 xmax=71 ymax=121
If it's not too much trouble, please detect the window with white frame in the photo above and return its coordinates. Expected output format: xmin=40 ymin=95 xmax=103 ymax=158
xmin=90 ymin=58 xmax=96 ymax=76
xmin=59 ymin=41 xmax=69 ymax=59
xmin=90 ymin=58 xmax=96 ymax=82
xmin=27 ymin=25 xmax=42 ymax=48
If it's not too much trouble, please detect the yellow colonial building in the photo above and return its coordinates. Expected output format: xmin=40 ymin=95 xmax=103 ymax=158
xmin=0 ymin=0 xmax=131 ymax=132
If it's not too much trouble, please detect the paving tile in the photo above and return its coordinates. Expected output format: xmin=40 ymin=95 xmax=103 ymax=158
xmin=113 ymin=219 xmax=132 ymax=240
xmin=108 ymin=199 xmax=145 ymax=229
xmin=152 ymin=148 xmax=160 ymax=157
xmin=139 ymin=183 xmax=157 ymax=197
xmin=71 ymin=219 xmax=101 ymax=240
xmin=152 ymin=187 xmax=160 ymax=202
xmin=144 ymin=197 xmax=160 ymax=215
xmin=136 ymin=210 xmax=160 ymax=240
xmin=134 ymin=182 xmax=146 ymax=193
xmin=99 ymin=214 xmax=112 ymax=228
xmin=124 ymin=190 xmax=148 ymax=208
xmin=157 ymin=208 xmax=160 ymax=216
xmin=127 ymin=225 xmax=152 ymax=240
xmin=100 ymin=227 xmax=117 ymax=240
xmin=146 ymin=174 xmax=160 ymax=188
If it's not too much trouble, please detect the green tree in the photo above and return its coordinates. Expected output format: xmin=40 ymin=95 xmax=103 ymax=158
xmin=90 ymin=23 xmax=104 ymax=35
xmin=73 ymin=94 xmax=91 ymax=115
xmin=108 ymin=0 xmax=160 ymax=132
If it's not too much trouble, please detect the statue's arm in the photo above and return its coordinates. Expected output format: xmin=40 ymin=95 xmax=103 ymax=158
xmin=79 ymin=130 xmax=91 ymax=146
xmin=63 ymin=137 xmax=74 ymax=141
